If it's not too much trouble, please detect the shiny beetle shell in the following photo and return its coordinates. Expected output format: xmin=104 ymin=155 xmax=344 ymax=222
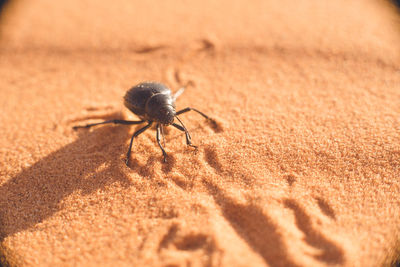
xmin=123 ymin=82 xmax=175 ymax=121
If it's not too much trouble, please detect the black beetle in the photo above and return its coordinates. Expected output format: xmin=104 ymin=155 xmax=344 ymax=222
xmin=73 ymin=82 xmax=216 ymax=166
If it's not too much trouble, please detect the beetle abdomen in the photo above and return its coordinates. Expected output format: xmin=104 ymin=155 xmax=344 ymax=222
xmin=124 ymin=82 xmax=171 ymax=117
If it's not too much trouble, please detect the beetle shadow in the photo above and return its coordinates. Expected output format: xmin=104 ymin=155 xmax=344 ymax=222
xmin=0 ymin=120 xmax=135 ymax=241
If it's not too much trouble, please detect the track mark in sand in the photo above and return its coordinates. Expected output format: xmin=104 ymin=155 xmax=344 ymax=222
xmin=187 ymin=38 xmax=217 ymax=55
xmin=165 ymin=65 xmax=195 ymax=89
xmin=203 ymin=179 xmax=301 ymax=267
xmin=284 ymin=173 xmax=297 ymax=186
xmin=173 ymin=69 xmax=183 ymax=85
xmin=204 ymin=147 xmax=223 ymax=173
xmin=169 ymin=174 xmax=193 ymax=191
xmin=197 ymin=39 xmax=216 ymax=52
xmin=133 ymin=45 xmax=167 ymax=54
xmin=174 ymin=233 xmax=211 ymax=251
xmin=283 ymin=199 xmax=344 ymax=264
xmin=158 ymin=223 xmax=179 ymax=252
xmin=165 ymin=38 xmax=218 ymax=88
xmin=158 ymin=223 xmax=220 ymax=267
xmin=315 ymin=197 xmax=336 ymax=220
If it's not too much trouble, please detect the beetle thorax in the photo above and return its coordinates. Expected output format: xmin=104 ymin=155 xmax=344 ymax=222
xmin=145 ymin=93 xmax=176 ymax=125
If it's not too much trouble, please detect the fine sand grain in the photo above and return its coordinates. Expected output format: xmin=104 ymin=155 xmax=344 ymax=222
xmin=1 ymin=0 xmax=400 ymax=266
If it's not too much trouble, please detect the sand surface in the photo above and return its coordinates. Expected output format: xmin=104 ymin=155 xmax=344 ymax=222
xmin=1 ymin=0 xmax=400 ymax=266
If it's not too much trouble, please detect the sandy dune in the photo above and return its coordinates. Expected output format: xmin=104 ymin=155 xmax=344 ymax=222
xmin=0 ymin=0 xmax=400 ymax=266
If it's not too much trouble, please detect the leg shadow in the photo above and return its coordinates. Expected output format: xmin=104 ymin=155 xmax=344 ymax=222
xmin=284 ymin=199 xmax=344 ymax=264
xmin=202 ymin=179 xmax=301 ymax=267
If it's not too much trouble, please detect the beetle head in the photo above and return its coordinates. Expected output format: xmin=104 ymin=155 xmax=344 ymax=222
xmin=156 ymin=106 xmax=175 ymax=125
xmin=146 ymin=93 xmax=176 ymax=125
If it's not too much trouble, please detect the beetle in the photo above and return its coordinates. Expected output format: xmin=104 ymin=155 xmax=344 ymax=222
xmin=73 ymin=82 xmax=216 ymax=166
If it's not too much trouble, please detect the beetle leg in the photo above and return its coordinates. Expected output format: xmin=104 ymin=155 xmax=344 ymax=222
xmin=73 ymin=119 xmax=144 ymax=130
xmin=160 ymin=124 xmax=166 ymax=148
xmin=156 ymin=124 xmax=168 ymax=162
xmin=174 ymin=117 xmax=197 ymax=149
xmin=172 ymin=123 xmax=191 ymax=142
xmin=126 ymin=122 xmax=152 ymax=166
xmin=176 ymin=107 xmax=217 ymax=125
xmin=176 ymin=107 xmax=210 ymax=119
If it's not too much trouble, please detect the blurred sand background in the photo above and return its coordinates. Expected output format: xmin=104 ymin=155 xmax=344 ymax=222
xmin=0 ymin=0 xmax=400 ymax=266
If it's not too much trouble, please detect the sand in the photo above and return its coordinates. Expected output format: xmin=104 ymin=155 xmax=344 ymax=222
xmin=0 ymin=0 xmax=400 ymax=266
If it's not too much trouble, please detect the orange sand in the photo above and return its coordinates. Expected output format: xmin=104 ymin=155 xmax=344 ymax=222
xmin=1 ymin=0 xmax=400 ymax=266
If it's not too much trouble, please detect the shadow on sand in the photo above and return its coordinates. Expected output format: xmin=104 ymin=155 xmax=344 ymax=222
xmin=0 ymin=118 xmax=137 ymax=242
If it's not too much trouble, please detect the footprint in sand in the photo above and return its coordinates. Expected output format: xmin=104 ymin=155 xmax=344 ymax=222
xmin=158 ymin=223 xmax=221 ymax=267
